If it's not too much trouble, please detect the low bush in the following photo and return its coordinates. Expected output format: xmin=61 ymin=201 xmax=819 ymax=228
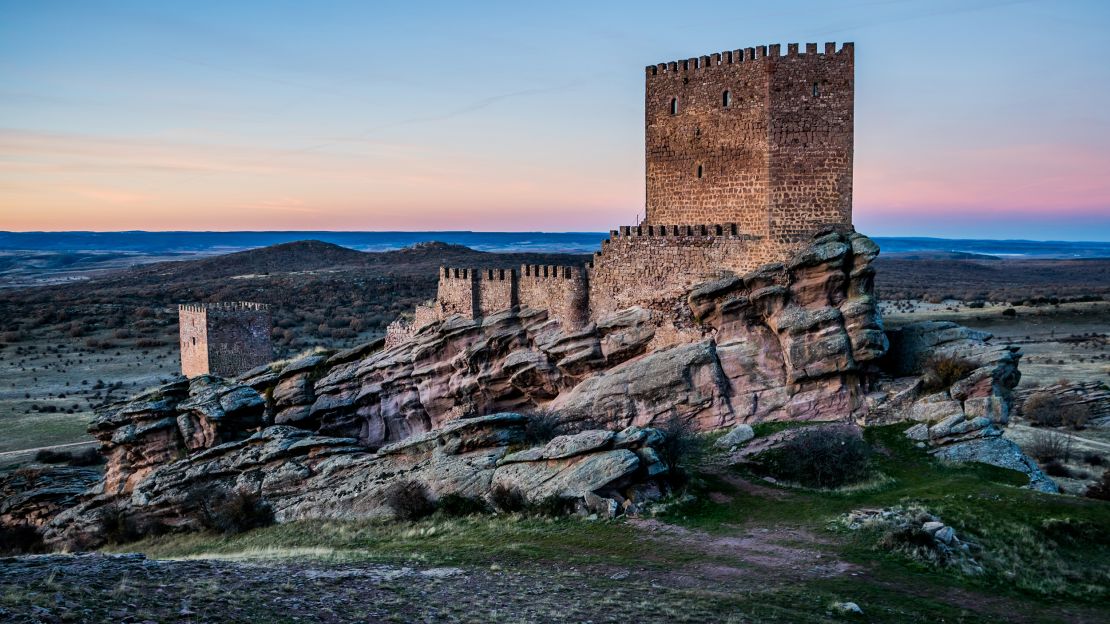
xmin=656 ymin=414 xmax=703 ymax=486
xmin=759 ymin=424 xmax=872 ymax=489
xmin=1028 ymin=430 xmax=1070 ymax=461
xmin=522 ymin=409 xmax=562 ymax=446
xmin=0 ymin=523 xmax=45 ymax=555
xmin=1041 ymin=460 xmax=1072 ymax=478
xmin=529 ymin=494 xmax=576 ymax=517
xmin=920 ymin=354 xmax=976 ymax=393
xmin=191 ymin=488 xmax=274 ymax=534
xmin=35 ymin=447 xmax=104 ymax=466
xmin=1024 ymin=393 xmax=1090 ymax=429
xmin=1085 ymin=471 xmax=1110 ymax=501
xmin=1083 ymin=453 xmax=1105 ymax=467
xmin=383 ymin=480 xmax=436 ymax=522
xmin=97 ymin=503 xmax=146 ymax=544
xmin=489 ymin=484 xmax=527 ymax=513
xmin=436 ymin=493 xmax=489 ymax=517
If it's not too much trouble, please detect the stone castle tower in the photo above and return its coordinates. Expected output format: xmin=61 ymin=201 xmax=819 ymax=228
xmin=179 ymin=302 xmax=273 ymax=378
xmin=644 ymin=42 xmax=853 ymax=243
xmin=387 ymin=42 xmax=857 ymax=341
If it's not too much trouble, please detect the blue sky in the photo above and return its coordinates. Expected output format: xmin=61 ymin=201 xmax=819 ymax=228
xmin=1 ymin=0 xmax=1108 ymax=239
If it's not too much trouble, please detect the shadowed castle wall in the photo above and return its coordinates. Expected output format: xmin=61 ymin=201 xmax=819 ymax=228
xmin=178 ymin=303 xmax=273 ymax=378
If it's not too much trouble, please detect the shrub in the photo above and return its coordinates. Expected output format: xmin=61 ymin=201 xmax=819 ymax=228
xmin=1083 ymin=453 xmax=1105 ymax=467
xmin=489 ymin=484 xmax=527 ymax=513
xmin=1002 ymin=308 xmax=1017 ymax=317
xmin=1023 ymin=392 xmax=1064 ymax=427
xmin=920 ymin=354 xmax=976 ymax=393
xmin=1028 ymin=430 xmax=1070 ymax=462
xmin=529 ymin=494 xmax=576 ymax=517
xmin=1060 ymin=403 xmax=1091 ymax=430
xmin=437 ymin=493 xmax=489 ymax=517
xmin=34 ymin=447 xmax=103 ymax=466
xmin=0 ymin=523 xmax=45 ymax=555
xmin=522 ymin=409 xmax=562 ymax=446
xmin=656 ymin=414 xmax=703 ymax=476
xmin=759 ymin=424 xmax=871 ymax=489
xmin=1042 ymin=460 xmax=1072 ymax=478
xmin=97 ymin=503 xmax=145 ymax=544
xmin=383 ymin=480 xmax=436 ymax=522
xmin=191 ymin=488 xmax=274 ymax=534
xmin=1085 ymin=471 xmax=1110 ymax=501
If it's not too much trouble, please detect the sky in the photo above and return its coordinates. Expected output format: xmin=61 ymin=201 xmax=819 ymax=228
xmin=1 ymin=0 xmax=1109 ymax=239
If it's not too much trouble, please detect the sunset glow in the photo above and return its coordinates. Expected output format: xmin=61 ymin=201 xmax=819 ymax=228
xmin=2 ymin=0 xmax=1108 ymax=239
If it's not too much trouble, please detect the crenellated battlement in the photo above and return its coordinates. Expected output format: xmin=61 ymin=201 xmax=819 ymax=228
xmin=178 ymin=302 xmax=270 ymax=314
xmin=521 ymin=264 xmax=585 ymax=280
xmin=646 ymin=42 xmax=852 ymax=76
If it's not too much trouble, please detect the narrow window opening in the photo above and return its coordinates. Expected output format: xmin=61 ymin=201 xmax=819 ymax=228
xmin=696 ymin=164 xmax=704 ymax=179
xmin=669 ymin=97 xmax=678 ymax=115
xmin=191 ymin=337 xmax=196 ymax=346
xmin=722 ymin=90 xmax=731 ymax=107
xmin=813 ymin=82 xmax=820 ymax=97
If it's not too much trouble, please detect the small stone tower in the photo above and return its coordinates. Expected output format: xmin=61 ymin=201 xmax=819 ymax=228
xmin=178 ymin=302 xmax=273 ymax=378
xmin=644 ymin=42 xmax=854 ymax=243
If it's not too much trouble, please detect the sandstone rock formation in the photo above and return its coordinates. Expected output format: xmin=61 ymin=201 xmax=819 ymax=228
xmin=877 ymin=321 xmax=1056 ymax=492
xmin=43 ymin=414 xmax=670 ymax=548
xmin=250 ymin=231 xmax=887 ymax=448
xmin=0 ymin=465 xmax=101 ymax=529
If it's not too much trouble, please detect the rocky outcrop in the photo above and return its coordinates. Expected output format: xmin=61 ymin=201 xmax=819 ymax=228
xmin=0 ymin=465 xmax=102 ymax=529
xmin=876 ymin=321 xmax=1055 ymax=492
xmin=242 ymin=231 xmax=889 ymax=447
xmin=89 ymin=376 xmax=265 ymax=496
xmin=1014 ymin=381 xmax=1110 ymax=427
xmin=43 ymin=414 xmax=669 ymax=549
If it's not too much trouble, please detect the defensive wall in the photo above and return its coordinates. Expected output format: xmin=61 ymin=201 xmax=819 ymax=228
xmin=178 ymin=302 xmax=273 ymax=378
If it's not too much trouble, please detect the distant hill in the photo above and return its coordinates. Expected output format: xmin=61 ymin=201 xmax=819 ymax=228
xmin=0 ymin=240 xmax=591 ymax=359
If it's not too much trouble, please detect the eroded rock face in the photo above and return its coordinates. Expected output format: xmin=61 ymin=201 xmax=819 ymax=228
xmin=876 ymin=321 xmax=1055 ymax=492
xmin=43 ymin=415 xmax=669 ymax=549
xmin=90 ymin=376 xmax=264 ymax=496
xmin=246 ymin=231 xmax=890 ymax=445
xmin=0 ymin=465 xmax=102 ymax=529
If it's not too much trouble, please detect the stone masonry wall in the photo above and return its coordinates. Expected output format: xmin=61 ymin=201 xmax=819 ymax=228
xmin=644 ymin=42 xmax=853 ymax=242
xmin=587 ymin=224 xmax=777 ymax=318
xmin=205 ymin=304 xmax=273 ymax=378
xmin=518 ymin=265 xmax=589 ymax=330
xmin=437 ymin=268 xmax=479 ymax=318
xmin=477 ymin=268 xmax=518 ymax=314
xmin=177 ymin=303 xmax=272 ymax=379
xmin=767 ymin=43 xmax=853 ymax=241
xmin=178 ymin=306 xmax=209 ymax=377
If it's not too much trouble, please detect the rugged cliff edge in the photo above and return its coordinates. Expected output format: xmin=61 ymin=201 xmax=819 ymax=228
xmin=9 ymin=231 xmax=1056 ymax=546
xmin=259 ymin=231 xmax=888 ymax=446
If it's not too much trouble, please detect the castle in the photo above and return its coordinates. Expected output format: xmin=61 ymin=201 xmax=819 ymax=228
xmin=179 ymin=302 xmax=273 ymax=378
xmin=388 ymin=41 xmax=855 ymax=345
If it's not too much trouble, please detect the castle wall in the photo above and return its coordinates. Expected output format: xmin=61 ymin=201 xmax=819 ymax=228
xmin=519 ymin=265 xmax=589 ymax=330
xmin=437 ymin=268 xmax=479 ymax=319
xmin=179 ymin=306 xmax=209 ymax=377
xmin=477 ymin=268 xmax=518 ymax=315
xmin=178 ymin=303 xmax=272 ymax=379
xmin=587 ymin=225 xmax=774 ymax=318
xmin=644 ymin=42 xmax=853 ymax=241
xmin=204 ymin=304 xmax=273 ymax=378
xmin=767 ymin=42 xmax=854 ymax=241
xmin=645 ymin=48 xmax=771 ymax=232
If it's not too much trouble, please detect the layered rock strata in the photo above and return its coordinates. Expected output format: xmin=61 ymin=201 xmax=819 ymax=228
xmin=44 ymin=414 xmax=668 ymax=548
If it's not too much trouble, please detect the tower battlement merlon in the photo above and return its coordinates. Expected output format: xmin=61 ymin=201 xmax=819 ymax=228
xmin=178 ymin=301 xmax=270 ymax=313
xmin=609 ymin=223 xmax=742 ymax=239
xmin=645 ymin=42 xmax=852 ymax=75
xmin=520 ymin=264 xmax=586 ymax=280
